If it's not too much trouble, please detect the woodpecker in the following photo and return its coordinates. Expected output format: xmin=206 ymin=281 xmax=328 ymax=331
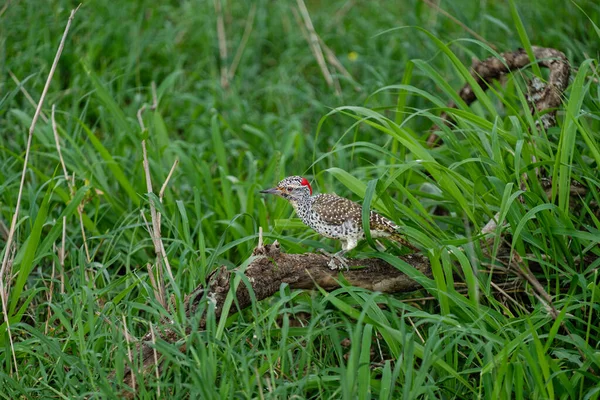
xmin=260 ymin=176 xmax=418 ymax=269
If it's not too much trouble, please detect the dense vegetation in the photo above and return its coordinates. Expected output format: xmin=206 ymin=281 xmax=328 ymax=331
xmin=1 ymin=0 xmax=599 ymax=398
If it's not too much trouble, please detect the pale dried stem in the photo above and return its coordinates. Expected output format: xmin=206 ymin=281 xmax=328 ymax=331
xmin=257 ymin=226 xmax=263 ymax=249
xmin=332 ymin=0 xmax=355 ymax=23
xmin=139 ymin=211 xmax=152 ymax=240
xmin=150 ymin=323 xmax=161 ymax=398
xmin=159 ymin=159 xmax=179 ymax=202
xmin=60 ymin=216 xmax=66 ymax=294
xmin=420 ymin=0 xmax=496 ymax=50
xmin=137 ymin=104 xmax=147 ymax=132
xmin=156 ymin=158 xmax=179 ymax=230
xmin=291 ymin=8 xmax=311 ymax=49
xmin=0 ymin=4 xmax=80 ymax=378
xmin=214 ymin=0 xmax=229 ymax=89
xmin=138 ymin=92 xmax=175 ymax=299
xmin=141 ymin=138 xmax=175 ymax=281
xmin=318 ymin=37 xmax=360 ymax=91
xmin=489 ymin=281 xmax=528 ymax=313
xmin=141 ymin=209 xmax=166 ymax=308
xmin=295 ymin=0 xmax=341 ymax=96
xmin=146 ymin=262 xmax=165 ymax=308
xmin=78 ymin=206 xmax=90 ymax=262
xmin=52 ymin=105 xmax=91 ymax=262
xmin=51 ymin=105 xmax=70 ymax=183
xmin=0 ymin=220 xmax=8 ymax=241
xmin=151 ymin=81 xmax=158 ymax=109
xmin=375 ymin=335 xmax=384 ymax=363
xmin=407 ymin=316 xmax=425 ymax=344
xmin=0 ymin=0 xmax=10 ymax=18
xmin=46 ymin=242 xmax=57 ymax=334
xmin=9 ymin=70 xmax=49 ymax=123
xmin=511 ymin=257 xmax=555 ymax=315
xmin=228 ymin=3 xmax=257 ymax=81
xmin=1 ymin=6 xmax=79 ymax=278
xmin=122 ymin=316 xmax=136 ymax=391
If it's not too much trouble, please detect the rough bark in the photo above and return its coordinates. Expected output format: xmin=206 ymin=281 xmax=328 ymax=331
xmin=186 ymin=242 xmax=431 ymax=318
xmin=119 ymin=243 xmax=432 ymax=397
xmin=427 ymin=46 xmax=570 ymax=145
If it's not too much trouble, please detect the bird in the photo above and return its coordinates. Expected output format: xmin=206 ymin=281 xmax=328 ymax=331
xmin=260 ymin=176 xmax=418 ymax=269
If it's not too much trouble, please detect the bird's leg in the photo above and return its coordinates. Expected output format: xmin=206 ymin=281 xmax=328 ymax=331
xmin=317 ymin=248 xmax=349 ymax=270
xmin=328 ymin=250 xmax=348 ymax=270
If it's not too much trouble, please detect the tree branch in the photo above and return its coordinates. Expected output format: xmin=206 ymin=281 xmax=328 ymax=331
xmin=118 ymin=243 xmax=431 ymax=396
xmin=428 ymin=46 xmax=570 ymax=145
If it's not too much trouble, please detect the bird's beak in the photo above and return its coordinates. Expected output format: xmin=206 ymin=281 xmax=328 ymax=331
xmin=260 ymin=187 xmax=281 ymax=195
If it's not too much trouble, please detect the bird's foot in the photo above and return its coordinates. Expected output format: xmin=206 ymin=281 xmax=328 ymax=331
xmin=328 ymin=256 xmax=349 ymax=271
xmin=318 ymin=249 xmax=349 ymax=271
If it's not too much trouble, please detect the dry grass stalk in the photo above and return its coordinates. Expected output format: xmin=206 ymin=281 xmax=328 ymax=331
xmin=51 ymin=105 xmax=91 ymax=262
xmin=0 ymin=220 xmax=8 ymax=242
xmin=60 ymin=216 xmax=66 ymax=294
xmin=137 ymin=84 xmax=176 ymax=309
xmin=8 ymin=70 xmax=49 ymax=123
xmin=46 ymin=242 xmax=57 ymax=335
xmin=294 ymin=0 xmax=341 ymax=96
xmin=214 ymin=0 xmax=229 ymax=89
xmin=51 ymin=105 xmax=70 ymax=181
xmin=318 ymin=36 xmax=361 ymax=92
xmin=0 ymin=0 xmax=11 ymax=18
xmin=0 ymin=4 xmax=80 ymax=378
xmin=146 ymin=261 xmax=165 ymax=308
xmin=123 ymin=315 xmax=136 ymax=391
xmin=150 ymin=323 xmax=161 ymax=397
xmin=228 ymin=3 xmax=257 ymax=81
xmin=157 ymin=158 xmax=179 ymax=230
xmin=420 ymin=0 xmax=496 ymax=50
xmin=140 ymin=137 xmax=174 ymax=277
xmin=159 ymin=159 xmax=179 ymax=202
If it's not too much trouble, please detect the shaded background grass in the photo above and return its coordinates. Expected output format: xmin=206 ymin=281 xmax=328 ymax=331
xmin=1 ymin=0 xmax=600 ymax=398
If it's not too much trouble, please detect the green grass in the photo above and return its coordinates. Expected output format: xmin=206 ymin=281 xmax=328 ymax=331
xmin=1 ymin=0 xmax=600 ymax=398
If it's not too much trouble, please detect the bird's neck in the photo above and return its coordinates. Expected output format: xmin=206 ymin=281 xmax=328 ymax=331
xmin=290 ymin=194 xmax=313 ymax=221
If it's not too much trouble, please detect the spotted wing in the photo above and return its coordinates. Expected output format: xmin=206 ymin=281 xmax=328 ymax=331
xmin=311 ymin=194 xmax=397 ymax=233
xmin=311 ymin=194 xmax=362 ymax=226
xmin=368 ymin=209 xmax=398 ymax=233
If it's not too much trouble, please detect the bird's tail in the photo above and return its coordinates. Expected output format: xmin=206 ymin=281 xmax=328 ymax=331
xmin=389 ymin=232 xmax=420 ymax=252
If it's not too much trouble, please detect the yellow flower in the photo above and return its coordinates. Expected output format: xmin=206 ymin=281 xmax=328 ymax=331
xmin=347 ymin=51 xmax=358 ymax=62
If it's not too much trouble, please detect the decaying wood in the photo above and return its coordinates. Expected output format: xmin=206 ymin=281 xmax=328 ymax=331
xmin=187 ymin=241 xmax=431 ymax=317
xmin=427 ymin=46 xmax=570 ymax=145
xmin=119 ymin=242 xmax=431 ymax=397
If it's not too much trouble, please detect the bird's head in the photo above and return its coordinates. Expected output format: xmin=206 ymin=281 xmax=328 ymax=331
xmin=260 ymin=176 xmax=313 ymax=203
